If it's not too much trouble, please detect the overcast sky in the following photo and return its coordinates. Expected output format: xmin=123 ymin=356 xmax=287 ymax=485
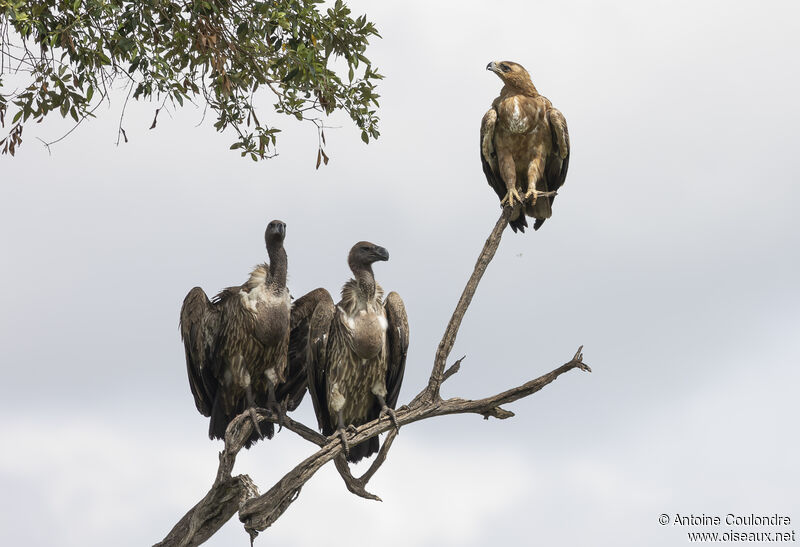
xmin=1 ymin=1 xmax=799 ymax=545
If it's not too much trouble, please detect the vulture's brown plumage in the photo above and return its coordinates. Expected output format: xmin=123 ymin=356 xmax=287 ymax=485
xmin=481 ymin=60 xmax=570 ymax=232
xmin=180 ymin=220 xmax=310 ymax=447
xmin=301 ymin=242 xmax=409 ymax=463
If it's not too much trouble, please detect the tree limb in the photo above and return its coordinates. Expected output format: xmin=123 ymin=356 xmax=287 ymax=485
xmin=422 ymin=206 xmax=512 ymax=403
xmin=154 ymin=475 xmax=258 ymax=547
xmin=332 ymin=428 xmax=399 ymax=502
xmin=236 ymin=347 xmax=590 ymax=541
xmin=155 ymin=208 xmax=591 ymax=546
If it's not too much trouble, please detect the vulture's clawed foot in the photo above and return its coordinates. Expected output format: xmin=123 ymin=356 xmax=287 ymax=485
xmin=265 ymin=380 xmax=284 ymax=432
xmin=501 ymin=187 xmax=522 ymax=208
xmin=377 ymin=395 xmax=399 ymax=433
xmin=268 ymin=400 xmax=286 ymax=433
xmin=380 ymin=405 xmax=400 ymax=433
xmin=245 ymin=387 xmax=264 ymax=438
xmin=337 ymin=427 xmax=351 ymax=456
xmin=247 ymin=406 xmax=264 ymax=439
xmin=336 ymin=411 xmax=354 ymax=455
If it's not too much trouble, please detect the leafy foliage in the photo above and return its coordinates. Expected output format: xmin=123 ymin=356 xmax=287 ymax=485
xmin=0 ymin=0 xmax=382 ymax=161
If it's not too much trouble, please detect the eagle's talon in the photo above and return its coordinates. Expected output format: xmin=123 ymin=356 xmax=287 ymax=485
xmin=501 ymin=188 xmax=522 ymax=207
xmin=525 ymin=189 xmax=557 ymax=203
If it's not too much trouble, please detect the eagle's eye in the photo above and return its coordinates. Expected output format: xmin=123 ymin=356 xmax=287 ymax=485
xmin=500 ymin=63 xmax=511 ymax=72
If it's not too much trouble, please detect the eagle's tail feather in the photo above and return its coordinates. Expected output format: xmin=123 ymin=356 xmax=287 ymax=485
xmin=509 ymin=214 xmax=528 ymax=233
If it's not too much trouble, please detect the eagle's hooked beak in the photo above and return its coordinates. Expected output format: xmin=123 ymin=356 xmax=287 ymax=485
xmin=486 ymin=61 xmax=496 ymax=72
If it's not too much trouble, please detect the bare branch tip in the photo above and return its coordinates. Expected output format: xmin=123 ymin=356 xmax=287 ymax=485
xmin=480 ymin=406 xmax=515 ymax=420
xmin=334 ymin=455 xmax=384 ymax=502
xmin=442 ymin=355 xmax=466 ymax=383
xmin=571 ymin=345 xmax=590 ymax=372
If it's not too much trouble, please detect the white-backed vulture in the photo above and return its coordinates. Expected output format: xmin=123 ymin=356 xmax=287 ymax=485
xmin=300 ymin=242 xmax=409 ymax=463
xmin=179 ymin=220 xmax=309 ymax=447
xmin=480 ymin=60 xmax=571 ymax=232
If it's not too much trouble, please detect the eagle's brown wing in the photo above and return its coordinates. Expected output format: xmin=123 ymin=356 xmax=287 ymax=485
xmin=384 ymin=291 xmax=409 ymax=409
xmin=535 ymin=107 xmax=570 ymax=231
xmin=480 ymin=108 xmax=503 ymax=201
xmin=480 ymin=107 xmax=528 ymax=232
xmin=180 ymin=287 xmax=220 ymax=417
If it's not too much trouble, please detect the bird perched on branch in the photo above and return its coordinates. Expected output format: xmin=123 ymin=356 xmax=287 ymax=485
xmin=180 ymin=220 xmax=310 ymax=448
xmin=480 ymin=60 xmax=570 ymax=232
xmin=302 ymin=242 xmax=409 ymax=463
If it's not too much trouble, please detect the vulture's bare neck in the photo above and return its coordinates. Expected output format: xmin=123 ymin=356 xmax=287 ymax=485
xmin=267 ymin=243 xmax=287 ymax=289
xmin=352 ymin=265 xmax=377 ymax=301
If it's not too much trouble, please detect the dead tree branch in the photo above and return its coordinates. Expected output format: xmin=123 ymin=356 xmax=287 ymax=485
xmin=422 ymin=206 xmax=512 ymax=402
xmin=156 ymin=207 xmax=591 ymax=546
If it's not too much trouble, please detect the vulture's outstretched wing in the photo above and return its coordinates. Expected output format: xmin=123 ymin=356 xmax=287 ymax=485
xmin=480 ymin=107 xmax=528 ymax=233
xmin=384 ymin=291 xmax=409 ymax=409
xmin=284 ymin=288 xmax=331 ymax=411
xmin=180 ymin=287 xmax=219 ymax=417
xmin=305 ymin=290 xmax=335 ymax=435
xmin=535 ymin=107 xmax=571 ymax=231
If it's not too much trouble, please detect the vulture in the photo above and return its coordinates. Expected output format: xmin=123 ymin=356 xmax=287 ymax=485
xmin=179 ymin=220 xmax=309 ymax=447
xmin=302 ymin=242 xmax=409 ymax=463
xmin=480 ymin=60 xmax=571 ymax=232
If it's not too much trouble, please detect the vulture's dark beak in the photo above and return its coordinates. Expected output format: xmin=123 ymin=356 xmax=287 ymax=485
xmin=266 ymin=220 xmax=286 ymax=239
xmin=373 ymin=246 xmax=389 ymax=262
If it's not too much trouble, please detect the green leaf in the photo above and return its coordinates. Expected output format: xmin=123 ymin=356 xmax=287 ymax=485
xmin=0 ymin=0 xmax=382 ymax=160
xmin=282 ymin=68 xmax=299 ymax=82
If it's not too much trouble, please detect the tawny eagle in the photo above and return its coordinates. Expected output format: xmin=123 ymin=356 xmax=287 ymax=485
xmin=302 ymin=242 xmax=409 ymax=463
xmin=180 ymin=220 xmax=310 ymax=447
xmin=481 ymin=60 xmax=570 ymax=232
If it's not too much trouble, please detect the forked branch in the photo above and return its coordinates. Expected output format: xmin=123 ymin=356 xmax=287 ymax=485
xmin=155 ymin=207 xmax=591 ymax=547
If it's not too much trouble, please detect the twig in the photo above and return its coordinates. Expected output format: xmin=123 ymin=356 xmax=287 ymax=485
xmin=332 ymin=428 xmax=399 ymax=501
xmin=442 ymin=355 xmax=465 ymax=384
xmin=116 ymin=83 xmax=133 ymax=146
